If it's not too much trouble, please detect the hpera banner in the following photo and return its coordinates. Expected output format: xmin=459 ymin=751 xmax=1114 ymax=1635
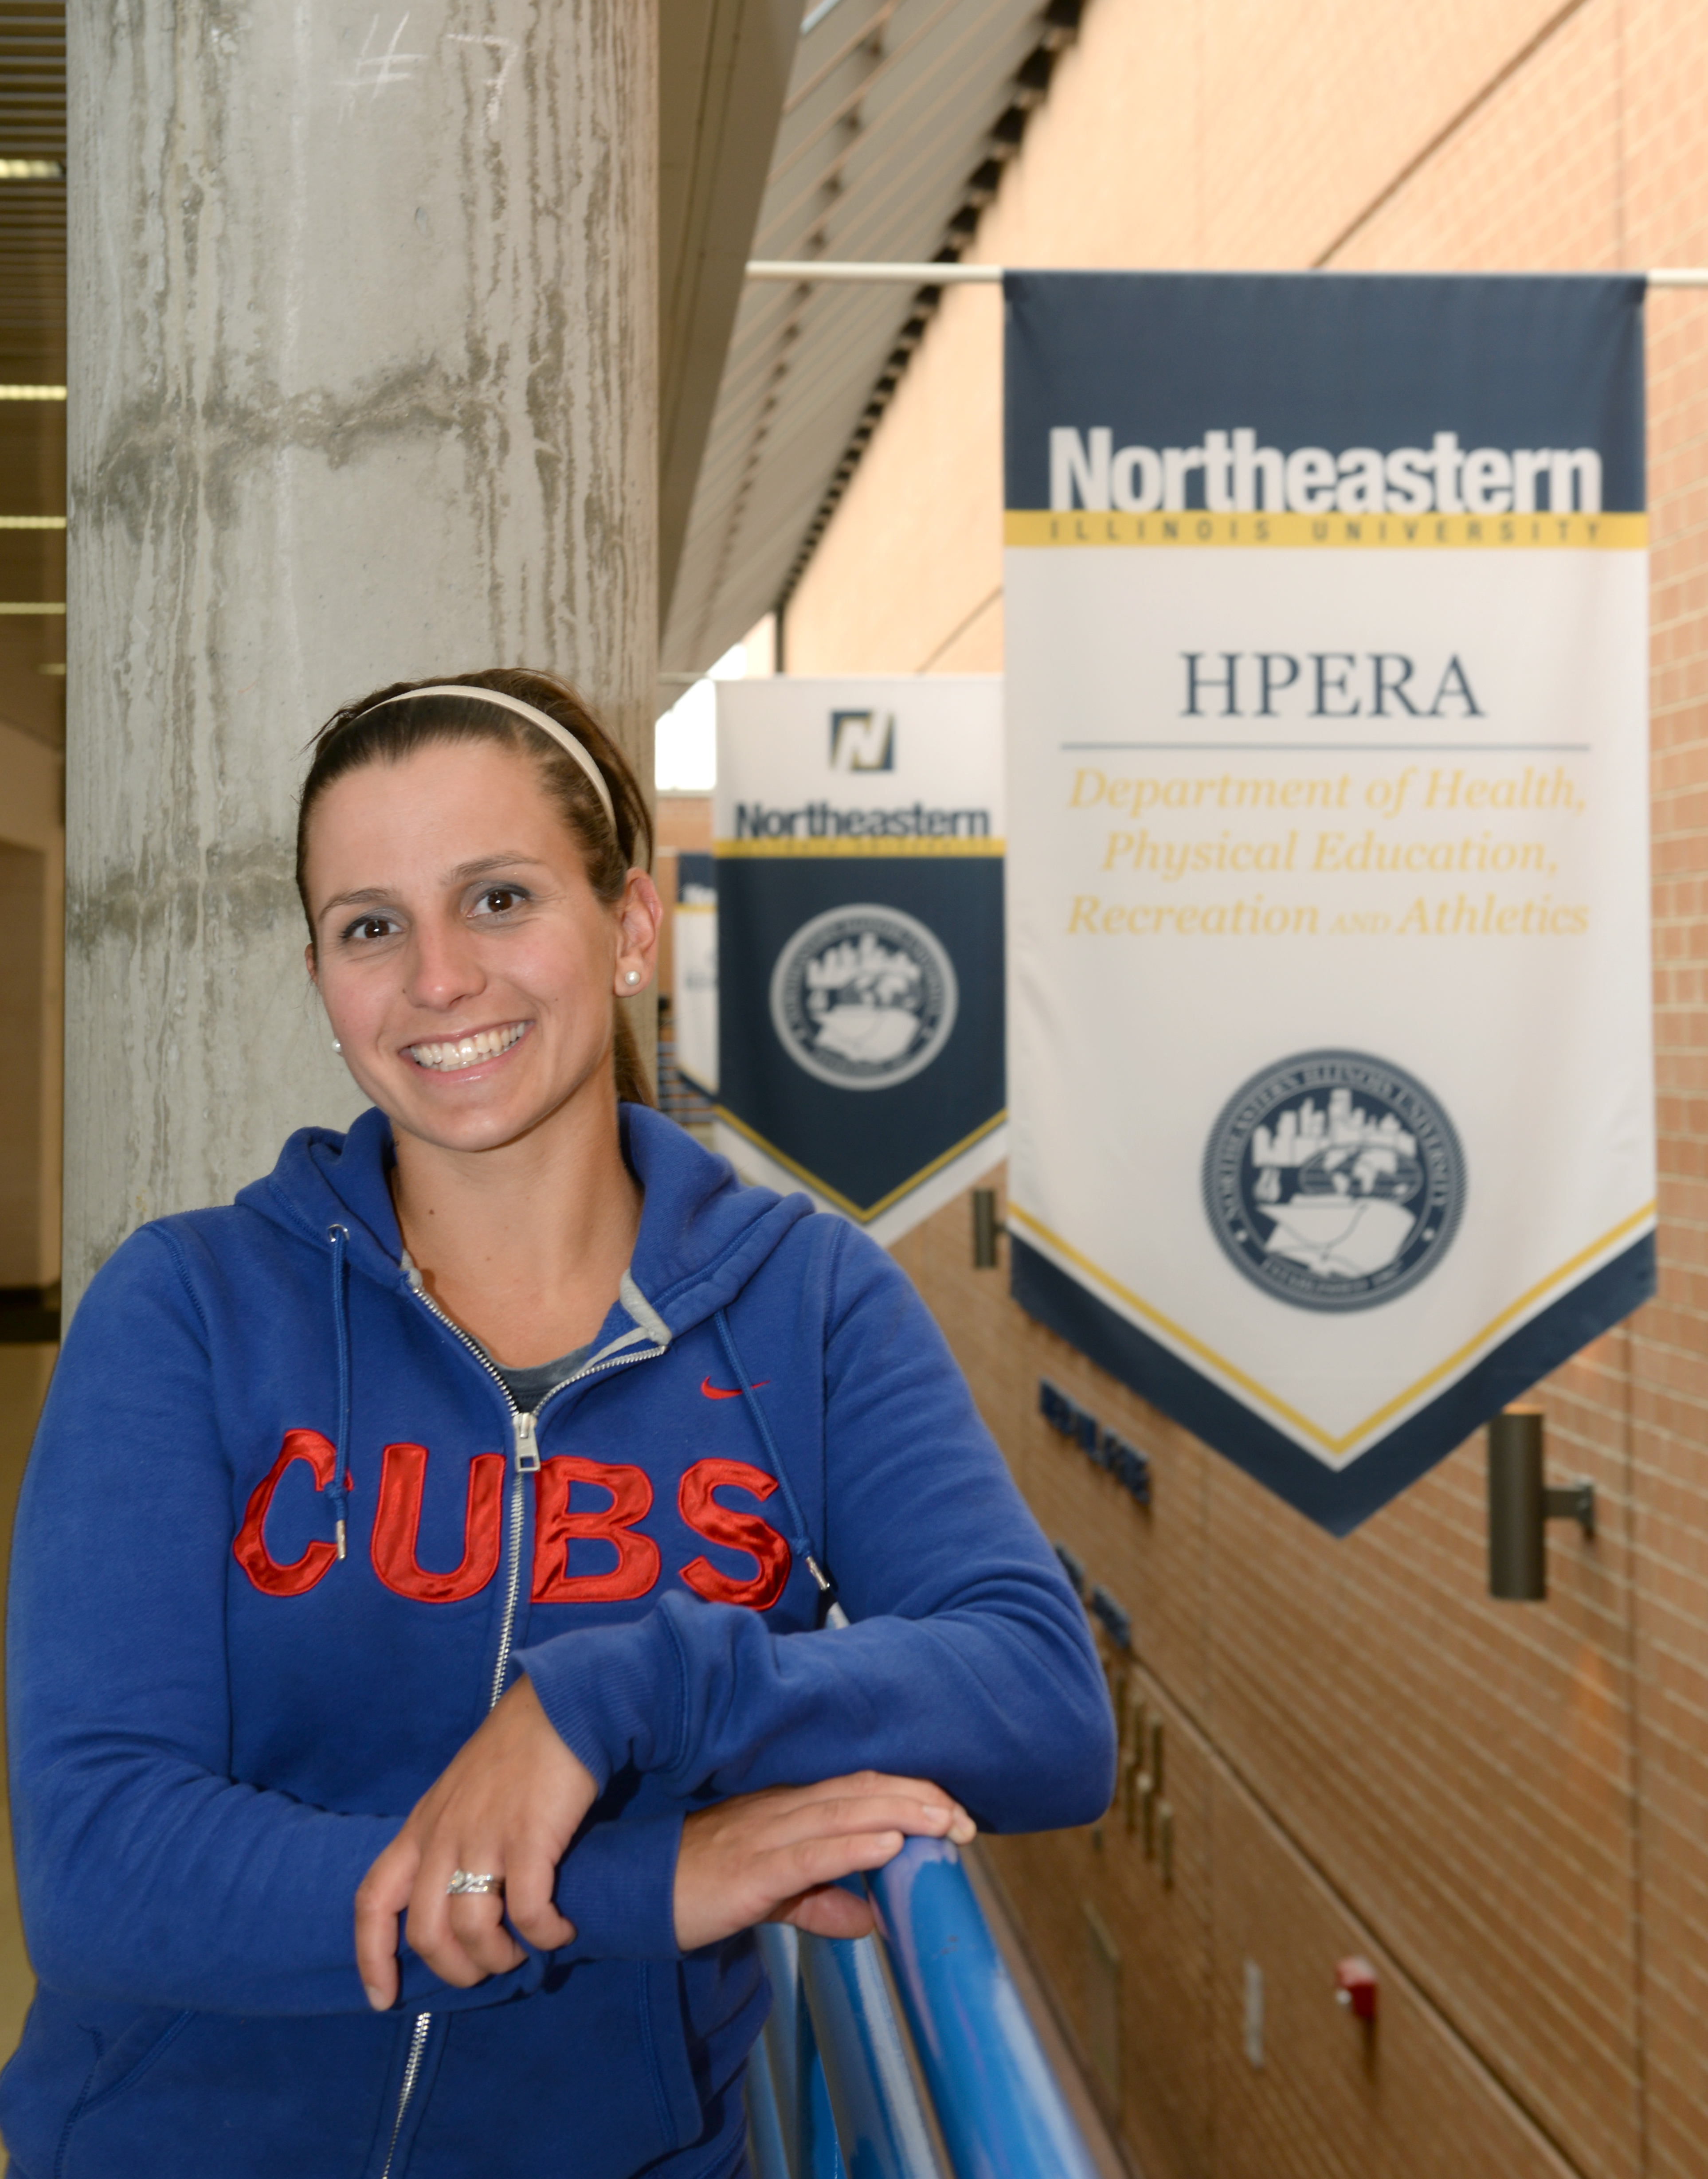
xmin=715 ymin=677 xmax=1005 ymax=1244
xmin=1003 ymin=272 xmax=1655 ymax=1533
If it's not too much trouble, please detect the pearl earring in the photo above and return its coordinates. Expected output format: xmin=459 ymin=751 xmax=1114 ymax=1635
xmin=623 ymin=970 xmax=641 ymax=987
xmin=332 ymin=1038 xmax=342 ymax=1052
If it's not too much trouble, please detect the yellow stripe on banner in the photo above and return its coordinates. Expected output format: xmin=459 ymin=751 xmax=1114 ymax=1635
xmin=1004 ymin=509 xmax=1648 ymax=551
xmin=716 ymin=1106 xmax=1007 ymax=1221
xmin=715 ymin=837 xmax=1005 ymax=858
xmin=1007 ymin=1199 xmax=1657 ymax=1460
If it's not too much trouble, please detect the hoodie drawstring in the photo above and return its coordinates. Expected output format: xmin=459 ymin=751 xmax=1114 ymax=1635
xmin=325 ymin=1224 xmax=353 ymax=1560
xmin=713 ymin=1307 xmax=838 ymax=1617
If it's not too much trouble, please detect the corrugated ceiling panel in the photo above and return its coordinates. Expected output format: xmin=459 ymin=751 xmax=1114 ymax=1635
xmin=0 ymin=3 xmax=66 ymax=372
xmin=662 ymin=0 xmax=1055 ymax=673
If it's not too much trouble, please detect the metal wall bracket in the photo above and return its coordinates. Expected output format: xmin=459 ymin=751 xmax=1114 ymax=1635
xmin=1542 ymin=1480 xmax=1597 ymax=1540
xmin=1488 ymin=1408 xmax=1597 ymax=1600
xmin=972 ymin=1188 xmax=1007 ymax=1268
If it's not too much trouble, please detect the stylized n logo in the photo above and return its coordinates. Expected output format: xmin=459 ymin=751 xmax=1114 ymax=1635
xmin=830 ymin=709 xmax=896 ymax=772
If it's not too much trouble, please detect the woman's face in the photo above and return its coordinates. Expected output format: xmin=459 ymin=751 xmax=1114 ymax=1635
xmin=304 ymin=738 xmax=659 ymax=1158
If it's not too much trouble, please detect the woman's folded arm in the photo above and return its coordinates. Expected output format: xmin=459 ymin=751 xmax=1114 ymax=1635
xmin=8 ymin=1229 xmax=678 ymax=2010
xmin=519 ymin=1228 xmax=1116 ymax=1832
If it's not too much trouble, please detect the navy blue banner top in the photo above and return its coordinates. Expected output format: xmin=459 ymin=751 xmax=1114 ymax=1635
xmin=1005 ymin=272 xmax=1646 ymax=515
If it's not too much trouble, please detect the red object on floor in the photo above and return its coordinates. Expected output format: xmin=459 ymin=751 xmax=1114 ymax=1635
xmin=1334 ymin=1957 xmax=1379 ymax=2021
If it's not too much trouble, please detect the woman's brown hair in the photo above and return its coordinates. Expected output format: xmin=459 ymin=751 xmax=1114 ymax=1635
xmin=296 ymin=668 xmax=656 ymax=1108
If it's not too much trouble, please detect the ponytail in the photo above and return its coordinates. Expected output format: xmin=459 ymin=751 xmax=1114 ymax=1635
xmin=614 ymin=1005 xmax=656 ymax=1111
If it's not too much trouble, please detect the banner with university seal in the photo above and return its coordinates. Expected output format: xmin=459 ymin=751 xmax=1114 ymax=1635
xmin=715 ymin=677 xmax=1005 ymax=1244
xmin=1003 ymin=271 xmax=1655 ymax=1533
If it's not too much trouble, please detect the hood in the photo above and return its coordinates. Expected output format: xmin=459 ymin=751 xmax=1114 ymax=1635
xmin=235 ymin=1103 xmax=816 ymax=1342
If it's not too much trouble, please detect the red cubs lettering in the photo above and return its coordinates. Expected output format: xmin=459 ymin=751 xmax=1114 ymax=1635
xmin=233 ymin=1429 xmax=339 ymax=1597
xmin=532 ymin=1457 xmax=660 ymax=1603
xmin=678 ymin=1459 xmax=791 ymax=1611
xmin=372 ymin=1442 xmax=505 ymax=1603
xmin=238 ymin=1440 xmax=792 ymax=1612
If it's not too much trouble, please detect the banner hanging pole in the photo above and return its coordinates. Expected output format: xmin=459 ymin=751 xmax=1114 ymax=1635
xmin=747 ymin=261 xmax=1708 ymax=287
xmin=744 ymin=260 xmax=1004 ymax=283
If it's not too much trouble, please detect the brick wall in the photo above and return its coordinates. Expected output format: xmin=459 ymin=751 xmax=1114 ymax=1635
xmin=786 ymin=4 xmax=1708 ymax=2173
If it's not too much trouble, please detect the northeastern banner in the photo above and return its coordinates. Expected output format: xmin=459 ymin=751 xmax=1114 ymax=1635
xmin=1003 ymin=272 xmax=1655 ymax=1533
xmin=715 ymin=677 xmax=1005 ymax=1244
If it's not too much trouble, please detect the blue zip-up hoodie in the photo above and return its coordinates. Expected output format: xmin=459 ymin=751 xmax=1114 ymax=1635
xmin=2 ymin=1107 xmax=1114 ymax=2179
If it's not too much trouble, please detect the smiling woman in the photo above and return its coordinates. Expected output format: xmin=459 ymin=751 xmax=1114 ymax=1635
xmin=296 ymin=670 xmax=659 ymax=1121
xmin=0 ymin=667 xmax=1114 ymax=2179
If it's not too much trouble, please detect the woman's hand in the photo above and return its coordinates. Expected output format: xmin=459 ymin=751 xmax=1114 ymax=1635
xmin=354 ymin=1675 xmax=594 ymax=2010
xmin=674 ymin=1772 xmax=976 ymax=1952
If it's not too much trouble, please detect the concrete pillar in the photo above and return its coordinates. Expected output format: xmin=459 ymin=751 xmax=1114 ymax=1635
xmin=64 ymin=2 xmax=657 ymax=1305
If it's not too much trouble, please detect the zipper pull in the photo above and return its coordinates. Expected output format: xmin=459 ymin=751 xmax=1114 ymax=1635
xmin=513 ymin=1410 xmax=541 ymax=1473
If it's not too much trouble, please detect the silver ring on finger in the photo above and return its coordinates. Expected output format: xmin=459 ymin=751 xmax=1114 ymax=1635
xmin=447 ymin=1870 xmax=505 ymax=1897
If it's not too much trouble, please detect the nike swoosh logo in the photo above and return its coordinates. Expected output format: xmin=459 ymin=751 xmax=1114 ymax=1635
xmin=700 ymin=1376 xmax=771 ymax=1399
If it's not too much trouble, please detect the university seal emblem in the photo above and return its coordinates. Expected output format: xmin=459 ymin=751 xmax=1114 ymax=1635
xmin=769 ymin=903 xmax=958 ymax=1091
xmin=1203 ymin=1050 xmax=1465 ymax=1312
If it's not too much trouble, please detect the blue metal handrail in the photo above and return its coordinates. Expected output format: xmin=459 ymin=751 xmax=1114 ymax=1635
xmin=751 ymin=1924 xmax=847 ymax=2179
xmin=867 ymin=1839 xmax=1099 ymax=2179
xmin=747 ymin=1839 xmax=1101 ymax=2179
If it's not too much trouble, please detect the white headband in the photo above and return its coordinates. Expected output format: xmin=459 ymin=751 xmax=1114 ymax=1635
xmin=358 ymin=683 xmax=618 ymax=834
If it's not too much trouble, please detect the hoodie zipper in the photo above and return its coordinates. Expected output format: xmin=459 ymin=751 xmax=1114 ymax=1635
xmin=378 ymin=1281 xmax=666 ymax=2178
xmin=403 ymin=1279 xmax=666 ymax=1697
xmin=379 ymin=2014 xmax=431 ymax=2179
xmin=490 ymin=1408 xmax=537 ymax=1706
